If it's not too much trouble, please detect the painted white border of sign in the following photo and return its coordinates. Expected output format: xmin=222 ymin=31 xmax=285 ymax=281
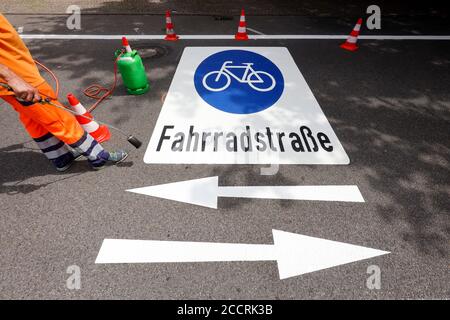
xmin=144 ymin=47 xmax=350 ymax=165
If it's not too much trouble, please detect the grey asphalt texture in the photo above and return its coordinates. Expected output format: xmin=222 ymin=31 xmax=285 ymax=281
xmin=0 ymin=12 xmax=449 ymax=299
xmin=2 ymin=0 xmax=447 ymax=17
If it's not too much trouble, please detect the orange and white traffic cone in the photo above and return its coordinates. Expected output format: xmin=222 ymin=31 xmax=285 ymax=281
xmin=122 ymin=36 xmax=132 ymax=53
xmin=67 ymin=93 xmax=111 ymax=143
xmin=340 ymin=18 xmax=363 ymax=51
xmin=235 ymin=9 xmax=249 ymax=40
xmin=164 ymin=10 xmax=179 ymax=41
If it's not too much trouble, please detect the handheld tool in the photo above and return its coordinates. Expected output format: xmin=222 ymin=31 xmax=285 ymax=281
xmin=0 ymin=82 xmax=143 ymax=149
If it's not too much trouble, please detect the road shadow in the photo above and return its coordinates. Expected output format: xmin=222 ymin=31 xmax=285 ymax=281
xmin=0 ymin=142 xmax=89 ymax=195
xmin=2 ymin=12 xmax=449 ymax=257
xmin=294 ymin=40 xmax=450 ymax=257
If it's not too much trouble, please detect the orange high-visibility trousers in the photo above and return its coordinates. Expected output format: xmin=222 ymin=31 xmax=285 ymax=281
xmin=2 ymin=85 xmax=109 ymax=169
xmin=2 ymin=84 xmax=110 ymax=169
xmin=2 ymin=82 xmax=84 ymax=144
xmin=1 ymin=12 xmax=84 ymax=145
xmin=1 ymin=13 xmax=109 ymax=169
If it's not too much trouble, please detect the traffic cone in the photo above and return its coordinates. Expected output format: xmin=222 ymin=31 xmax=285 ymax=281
xmin=164 ymin=10 xmax=179 ymax=41
xmin=235 ymin=9 xmax=249 ymax=40
xmin=122 ymin=36 xmax=132 ymax=53
xmin=67 ymin=93 xmax=111 ymax=143
xmin=340 ymin=18 xmax=363 ymax=51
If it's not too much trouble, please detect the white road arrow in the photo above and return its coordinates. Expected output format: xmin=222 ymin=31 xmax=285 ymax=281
xmin=126 ymin=176 xmax=365 ymax=209
xmin=95 ymin=229 xmax=389 ymax=279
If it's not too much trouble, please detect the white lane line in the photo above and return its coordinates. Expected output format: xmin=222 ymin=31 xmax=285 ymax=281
xmin=19 ymin=34 xmax=450 ymax=40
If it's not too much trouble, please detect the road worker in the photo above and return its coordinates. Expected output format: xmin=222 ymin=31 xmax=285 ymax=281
xmin=0 ymin=13 xmax=127 ymax=171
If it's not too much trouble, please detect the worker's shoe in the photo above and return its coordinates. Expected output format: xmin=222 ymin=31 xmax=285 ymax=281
xmin=91 ymin=150 xmax=128 ymax=170
xmin=55 ymin=150 xmax=83 ymax=173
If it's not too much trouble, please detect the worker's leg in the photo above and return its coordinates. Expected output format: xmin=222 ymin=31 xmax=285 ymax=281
xmin=2 ymin=82 xmax=110 ymax=169
xmin=17 ymin=111 xmax=77 ymax=169
xmin=68 ymin=131 xmax=109 ymax=168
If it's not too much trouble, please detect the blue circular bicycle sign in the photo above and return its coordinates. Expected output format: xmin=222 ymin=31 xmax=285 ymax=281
xmin=194 ymin=50 xmax=284 ymax=114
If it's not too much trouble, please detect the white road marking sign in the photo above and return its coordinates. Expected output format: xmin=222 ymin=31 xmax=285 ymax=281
xmin=144 ymin=47 xmax=350 ymax=164
xmin=126 ymin=176 xmax=365 ymax=209
xmin=95 ymin=229 xmax=389 ymax=280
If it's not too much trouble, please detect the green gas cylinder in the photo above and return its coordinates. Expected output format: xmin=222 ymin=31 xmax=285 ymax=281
xmin=115 ymin=49 xmax=149 ymax=95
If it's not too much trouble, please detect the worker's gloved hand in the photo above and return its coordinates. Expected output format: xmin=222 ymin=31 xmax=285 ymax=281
xmin=7 ymin=75 xmax=41 ymax=103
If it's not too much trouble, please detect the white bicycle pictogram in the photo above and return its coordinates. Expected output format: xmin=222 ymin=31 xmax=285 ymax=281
xmin=202 ymin=61 xmax=276 ymax=92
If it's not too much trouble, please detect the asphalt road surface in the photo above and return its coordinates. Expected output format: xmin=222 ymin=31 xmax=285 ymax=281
xmin=0 ymin=10 xmax=449 ymax=299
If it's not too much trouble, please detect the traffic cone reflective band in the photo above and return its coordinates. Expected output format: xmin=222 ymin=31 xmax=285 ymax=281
xmin=235 ymin=9 xmax=249 ymax=40
xmin=164 ymin=10 xmax=179 ymax=41
xmin=67 ymin=93 xmax=111 ymax=143
xmin=340 ymin=18 xmax=363 ymax=51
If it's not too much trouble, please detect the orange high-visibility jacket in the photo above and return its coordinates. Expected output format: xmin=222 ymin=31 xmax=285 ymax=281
xmin=0 ymin=13 xmax=46 ymax=96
